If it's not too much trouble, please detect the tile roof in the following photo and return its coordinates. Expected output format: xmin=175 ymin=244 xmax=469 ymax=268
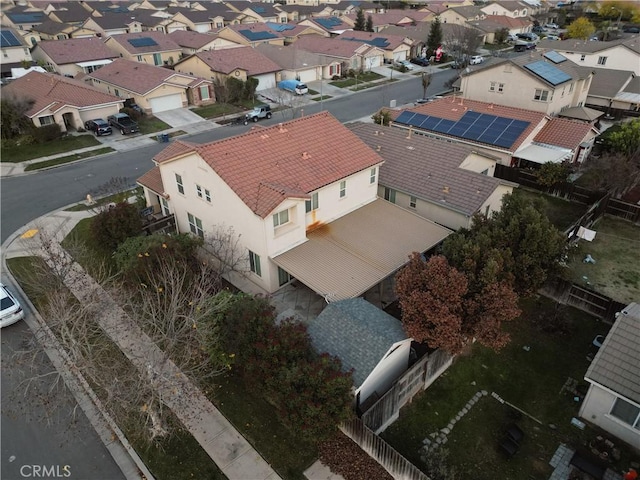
xmin=294 ymin=35 xmax=373 ymax=59
xmin=337 ymin=29 xmax=413 ymax=50
xmin=472 ymin=15 xmax=531 ymax=31
xmin=343 ymin=9 xmax=420 ymax=27
xmin=349 ymin=123 xmax=504 ymax=216
xmin=382 ymin=22 xmax=478 ymax=43
xmin=168 ymin=8 xmax=217 ymax=23
xmin=180 ymin=46 xmax=280 ymax=75
xmin=276 ymin=4 xmax=329 ymax=15
xmin=107 ymin=30 xmax=181 ymax=54
xmin=32 ymin=18 xmax=73 ymax=35
xmin=308 ymin=298 xmax=407 ymax=388
xmin=168 ymin=30 xmax=216 ymax=49
xmin=586 ymin=302 xmax=640 ymax=404
xmin=533 ymin=117 xmax=595 ymax=150
xmin=219 ymin=22 xmax=284 ymax=41
xmin=2 ymin=70 xmax=122 ymax=117
xmin=153 ymin=112 xmax=383 ymax=218
xmin=390 ymin=97 xmax=546 ymax=151
xmin=137 ymin=166 xmax=165 ymax=194
xmin=34 ymin=37 xmax=118 ymax=64
xmin=588 ymin=67 xmax=635 ymax=98
xmin=538 ymin=37 xmax=640 ymax=55
xmin=87 ymin=58 xmax=206 ymax=95
xmin=255 ymin=43 xmax=324 ymax=69
xmin=48 ymin=3 xmax=93 ymax=23
xmin=450 ymin=5 xmax=485 ymax=17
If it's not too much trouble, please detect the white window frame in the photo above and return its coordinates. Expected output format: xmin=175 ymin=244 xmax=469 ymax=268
xmin=175 ymin=173 xmax=184 ymax=194
xmin=597 ymin=56 xmax=607 ymax=65
xmin=534 ymin=89 xmax=549 ymax=102
xmin=204 ymin=188 xmax=211 ymax=202
xmin=273 ymin=209 xmax=289 ymax=227
xmin=489 ymin=81 xmax=496 ymax=92
xmin=409 ymin=196 xmax=417 ymax=208
xmin=248 ymin=250 xmax=261 ymax=276
xmin=187 ymin=213 xmax=204 ymax=238
xmin=580 ymin=54 xmax=586 ymax=61
xmin=370 ymin=167 xmax=377 ymax=184
xmin=160 ymin=197 xmax=170 ymax=216
xmin=569 ymin=82 xmax=574 ymax=93
xmin=38 ymin=115 xmax=55 ymax=126
xmin=339 ymin=180 xmax=346 ymax=198
xmin=384 ymin=187 xmax=396 ymax=203
xmin=137 ymin=55 xmax=143 ymax=62
xmin=199 ymin=85 xmax=210 ymax=100
xmin=305 ymin=192 xmax=319 ymax=213
xmin=196 ymin=184 xmax=203 ymax=198
xmin=610 ymin=397 xmax=640 ymax=429
xmin=153 ymin=52 xmax=162 ymax=65
xmin=498 ymin=83 xmax=504 ymax=93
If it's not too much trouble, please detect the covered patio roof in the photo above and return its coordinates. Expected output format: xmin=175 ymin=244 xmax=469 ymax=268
xmin=514 ymin=143 xmax=572 ymax=164
xmin=272 ymin=199 xmax=452 ymax=302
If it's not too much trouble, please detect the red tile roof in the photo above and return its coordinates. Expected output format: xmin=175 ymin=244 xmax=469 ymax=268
xmin=294 ymin=35 xmax=373 ymax=59
xmin=180 ymin=46 xmax=281 ymax=75
xmin=107 ymin=30 xmax=181 ymax=54
xmin=391 ymin=97 xmax=547 ymax=151
xmin=2 ymin=70 xmax=122 ymax=117
xmin=534 ymin=117 xmax=595 ymax=150
xmin=87 ymin=58 xmax=208 ymax=95
xmin=34 ymin=37 xmax=119 ymax=64
xmin=153 ymin=112 xmax=383 ymax=217
xmin=168 ymin=30 xmax=216 ymax=49
xmin=137 ymin=166 xmax=165 ymax=194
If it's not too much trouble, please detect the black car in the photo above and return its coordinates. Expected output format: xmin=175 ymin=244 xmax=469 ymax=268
xmin=410 ymin=57 xmax=430 ymax=66
xmin=84 ymin=118 xmax=112 ymax=136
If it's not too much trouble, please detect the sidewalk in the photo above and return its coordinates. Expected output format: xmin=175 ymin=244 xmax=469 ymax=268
xmin=2 ymin=210 xmax=281 ymax=480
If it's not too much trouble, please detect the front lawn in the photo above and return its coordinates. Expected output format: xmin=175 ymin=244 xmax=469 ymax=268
xmin=25 ymin=147 xmax=114 ymax=171
xmin=191 ymin=103 xmax=245 ymax=119
xmin=329 ymin=71 xmax=384 ymax=88
xmin=1 ymin=135 xmax=101 ymax=163
xmin=513 ymin=188 xmax=587 ymax=231
xmin=137 ymin=116 xmax=171 ymax=134
xmin=381 ymin=296 xmax=630 ymax=479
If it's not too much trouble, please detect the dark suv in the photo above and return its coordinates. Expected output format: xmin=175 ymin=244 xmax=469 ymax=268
xmin=84 ymin=118 xmax=112 ymax=136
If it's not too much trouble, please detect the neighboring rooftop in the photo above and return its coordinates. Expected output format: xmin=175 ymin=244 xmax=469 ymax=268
xmin=33 ymin=37 xmax=118 ymax=64
xmin=177 ymin=46 xmax=280 ymax=75
xmin=533 ymin=117 xmax=596 ymax=150
xmin=107 ymin=30 xmax=182 ymax=53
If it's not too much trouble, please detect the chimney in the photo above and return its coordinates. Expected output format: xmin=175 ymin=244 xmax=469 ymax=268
xmin=443 ymin=186 xmax=450 ymax=194
xmin=376 ymin=145 xmax=381 ymax=152
xmin=406 ymin=127 xmax=413 ymax=139
xmin=302 ymin=151 xmax=310 ymax=160
xmin=374 ymin=130 xmax=379 ymax=136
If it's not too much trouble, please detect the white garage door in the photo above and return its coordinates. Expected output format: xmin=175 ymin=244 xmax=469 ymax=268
xmin=253 ymin=73 xmax=276 ymax=91
xmin=297 ymin=69 xmax=317 ymax=83
xmin=149 ymin=94 xmax=183 ymax=113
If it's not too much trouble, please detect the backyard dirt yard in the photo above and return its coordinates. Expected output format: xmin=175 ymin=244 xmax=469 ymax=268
xmin=565 ymin=216 xmax=640 ymax=304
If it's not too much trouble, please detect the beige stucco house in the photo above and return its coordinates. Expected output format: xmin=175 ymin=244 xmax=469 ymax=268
xmin=337 ymin=30 xmax=414 ymax=63
xmin=30 ymin=37 xmax=119 ymax=77
xmin=0 ymin=27 xmax=33 ymax=79
xmin=104 ymin=31 xmax=183 ymax=66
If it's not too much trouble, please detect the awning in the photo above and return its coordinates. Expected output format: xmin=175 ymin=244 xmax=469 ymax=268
xmin=76 ymin=59 xmax=113 ymax=68
xmin=514 ymin=143 xmax=572 ymax=164
xmin=272 ymin=199 xmax=452 ymax=301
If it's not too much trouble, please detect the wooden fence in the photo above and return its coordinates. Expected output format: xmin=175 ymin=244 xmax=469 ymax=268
xmin=340 ymin=417 xmax=430 ymax=480
xmin=361 ymin=349 xmax=453 ymax=434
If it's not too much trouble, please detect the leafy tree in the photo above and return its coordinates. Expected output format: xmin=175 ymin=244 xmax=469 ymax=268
xmin=580 ymin=150 xmax=640 ymax=194
xmin=1 ymin=95 xmax=35 ymax=140
xmin=90 ymin=202 xmax=143 ymax=252
xmin=244 ymin=77 xmax=259 ymax=100
xmin=365 ymin=14 xmax=374 ymax=33
xmin=605 ymin=119 xmax=640 ymax=156
xmin=426 ymin=16 xmax=443 ymax=57
xmin=354 ymin=8 xmax=366 ymax=31
xmin=566 ymin=17 xmax=596 ymax=40
xmin=371 ymin=109 xmax=391 ymax=126
xmin=226 ymin=76 xmax=244 ymax=102
xmin=599 ymin=1 xmax=638 ymax=21
xmin=494 ymin=27 xmax=509 ymax=44
xmin=535 ymin=161 xmax=570 ymax=187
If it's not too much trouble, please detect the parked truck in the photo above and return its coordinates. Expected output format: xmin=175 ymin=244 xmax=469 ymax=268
xmin=277 ymin=79 xmax=308 ymax=95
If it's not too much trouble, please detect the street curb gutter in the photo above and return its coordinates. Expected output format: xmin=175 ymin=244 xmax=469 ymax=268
xmin=1 ymin=222 xmax=155 ymax=480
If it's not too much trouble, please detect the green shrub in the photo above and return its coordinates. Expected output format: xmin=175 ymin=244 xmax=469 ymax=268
xmin=36 ymin=124 xmax=62 ymax=143
xmin=90 ymin=202 xmax=143 ymax=253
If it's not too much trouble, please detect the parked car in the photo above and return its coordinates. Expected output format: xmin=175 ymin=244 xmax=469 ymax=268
xmin=410 ymin=57 xmax=430 ymax=66
xmin=277 ymin=79 xmax=308 ymax=95
xmin=517 ymin=32 xmax=539 ymax=43
xmin=107 ymin=113 xmax=139 ymax=135
xmin=243 ymin=104 xmax=272 ymax=125
xmin=545 ymin=23 xmax=559 ymax=29
xmin=532 ymin=25 xmax=545 ymax=34
xmin=507 ymin=33 xmax=519 ymax=42
xmin=84 ymin=118 xmax=112 ymax=136
xmin=469 ymin=55 xmax=484 ymax=65
xmin=1 ymin=283 xmax=24 ymax=328
xmin=450 ymin=58 xmax=468 ymax=69
xmin=514 ymin=42 xmax=536 ymax=52
xmin=622 ymin=25 xmax=640 ymax=33
xmin=545 ymin=34 xmax=560 ymax=41
xmin=395 ymin=60 xmax=414 ymax=70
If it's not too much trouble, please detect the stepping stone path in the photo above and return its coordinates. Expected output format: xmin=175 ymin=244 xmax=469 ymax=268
xmin=420 ymin=390 xmax=488 ymax=461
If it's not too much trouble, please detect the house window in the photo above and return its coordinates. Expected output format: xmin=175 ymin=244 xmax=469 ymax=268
xmin=597 ymin=56 xmax=607 ymax=66
xmin=305 ymin=192 xmax=319 ymax=213
xmin=137 ymin=55 xmax=143 ymax=62
xmin=24 ymin=47 xmax=29 ymax=54
xmin=409 ymin=196 xmax=417 ymax=208
xmin=278 ymin=266 xmax=292 ymax=286
xmin=580 ymin=54 xmax=586 ymax=61
xmin=569 ymin=82 xmax=574 ymax=93
xmin=114 ymin=89 xmax=120 ymax=97
xmin=248 ymin=250 xmax=261 ymax=276
xmin=161 ymin=197 xmax=170 ymax=216
xmin=610 ymin=397 xmax=640 ymax=428
xmin=273 ymin=209 xmax=289 ymax=227
xmin=498 ymin=83 xmax=504 ymax=93
xmin=204 ymin=188 xmax=211 ymax=202
xmin=534 ymin=89 xmax=550 ymax=101
xmin=370 ymin=167 xmax=377 ymax=184
xmin=196 ymin=184 xmax=210 ymax=201
xmin=216 ymin=22 xmax=223 ymax=28
xmin=187 ymin=213 xmax=204 ymax=238
xmin=384 ymin=187 xmax=396 ymax=203
xmin=199 ymin=85 xmax=210 ymax=100
xmin=175 ymin=173 xmax=184 ymax=194
xmin=153 ymin=53 xmax=162 ymax=65
xmin=38 ymin=115 xmax=55 ymax=126
xmin=339 ymin=180 xmax=346 ymax=198
xmin=489 ymin=81 xmax=496 ymax=92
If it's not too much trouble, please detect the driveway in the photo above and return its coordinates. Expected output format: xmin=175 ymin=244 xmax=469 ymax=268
xmin=152 ymin=108 xmax=207 ymax=128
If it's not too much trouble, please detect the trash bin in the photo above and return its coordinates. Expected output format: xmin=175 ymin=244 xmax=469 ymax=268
xmin=156 ymin=134 xmax=163 ymax=142
xmin=161 ymin=133 xmax=170 ymax=143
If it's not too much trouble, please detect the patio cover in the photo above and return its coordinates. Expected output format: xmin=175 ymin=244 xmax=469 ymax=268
xmin=76 ymin=59 xmax=113 ymax=68
xmin=558 ymin=106 xmax=604 ymax=122
xmin=514 ymin=143 xmax=572 ymax=164
xmin=271 ymin=198 xmax=452 ymax=301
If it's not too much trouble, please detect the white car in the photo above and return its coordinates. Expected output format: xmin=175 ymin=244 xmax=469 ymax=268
xmin=0 ymin=283 xmax=25 ymax=328
xmin=544 ymin=23 xmax=559 ymax=29
xmin=469 ymin=55 xmax=484 ymax=65
xmin=546 ymin=34 xmax=560 ymax=41
xmin=397 ymin=60 xmax=415 ymax=70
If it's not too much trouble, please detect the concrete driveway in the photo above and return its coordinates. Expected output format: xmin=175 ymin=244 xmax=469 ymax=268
xmin=152 ymin=108 xmax=206 ymax=128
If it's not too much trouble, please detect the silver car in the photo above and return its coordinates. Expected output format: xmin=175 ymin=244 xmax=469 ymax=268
xmin=0 ymin=283 xmax=25 ymax=328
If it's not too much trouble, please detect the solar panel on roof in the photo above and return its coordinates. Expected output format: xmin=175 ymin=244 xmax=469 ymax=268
xmin=315 ymin=17 xmax=342 ymax=29
xmin=395 ymin=111 xmax=415 ymax=124
xmin=240 ymin=30 xmax=278 ymax=41
xmin=432 ymin=119 xmax=456 ymax=134
xmin=266 ymin=22 xmax=295 ymax=32
xmin=128 ymin=37 xmax=158 ymax=48
xmin=447 ymin=124 xmax=470 ymax=136
xmin=462 ymin=126 xmax=485 ymax=140
xmin=543 ymin=51 xmax=567 ymax=64
xmin=420 ymin=117 xmax=442 ymax=130
xmin=477 ymin=130 xmax=502 ymax=143
xmin=0 ymin=30 xmax=21 ymax=48
xmin=253 ymin=6 xmax=266 ymax=13
xmin=524 ymin=60 xmax=572 ymax=86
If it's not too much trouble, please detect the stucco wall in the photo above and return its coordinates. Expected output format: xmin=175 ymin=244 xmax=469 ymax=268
xmin=559 ymin=47 xmax=640 ymax=75
xmin=2 ymin=45 xmax=31 ymax=64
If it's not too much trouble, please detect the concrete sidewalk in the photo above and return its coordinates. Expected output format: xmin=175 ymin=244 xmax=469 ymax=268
xmin=3 ymin=210 xmax=281 ymax=480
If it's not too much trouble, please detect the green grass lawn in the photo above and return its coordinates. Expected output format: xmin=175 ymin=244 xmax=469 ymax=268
xmin=191 ymin=104 xmax=245 ymax=119
xmin=329 ymin=71 xmax=384 ymax=88
xmin=25 ymin=147 xmax=114 ymax=171
xmin=2 ymin=135 xmax=101 ymax=163
xmin=381 ymin=296 xmax=630 ymax=479
xmin=138 ymin=116 xmax=171 ymax=134
xmin=564 ymin=216 xmax=640 ymax=304
xmin=514 ymin=188 xmax=587 ymax=230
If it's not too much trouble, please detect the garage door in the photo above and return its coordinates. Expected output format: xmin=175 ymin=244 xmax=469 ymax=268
xmin=297 ymin=69 xmax=317 ymax=83
xmin=253 ymin=73 xmax=276 ymax=91
xmin=149 ymin=94 xmax=183 ymax=113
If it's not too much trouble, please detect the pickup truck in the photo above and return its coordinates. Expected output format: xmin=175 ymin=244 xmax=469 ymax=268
xmin=107 ymin=113 xmax=139 ymax=135
xmin=277 ymin=79 xmax=308 ymax=95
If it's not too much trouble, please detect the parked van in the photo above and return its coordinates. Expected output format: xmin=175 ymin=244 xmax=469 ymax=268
xmin=277 ymin=79 xmax=309 ymax=95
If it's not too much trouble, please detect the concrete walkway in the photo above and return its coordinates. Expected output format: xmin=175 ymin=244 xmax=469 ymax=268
xmin=3 ymin=210 xmax=280 ymax=480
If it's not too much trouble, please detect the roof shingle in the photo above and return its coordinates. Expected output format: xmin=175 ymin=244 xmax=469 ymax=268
xmin=179 ymin=46 xmax=280 ymax=76
xmin=533 ymin=117 xmax=595 ymax=150
xmin=34 ymin=37 xmax=119 ymax=64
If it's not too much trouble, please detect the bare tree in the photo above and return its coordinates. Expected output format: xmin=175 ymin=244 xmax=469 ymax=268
xmin=443 ymin=24 xmax=483 ymax=66
xmin=202 ymin=224 xmax=248 ymax=277
xmin=271 ymin=87 xmax=308 ymax=120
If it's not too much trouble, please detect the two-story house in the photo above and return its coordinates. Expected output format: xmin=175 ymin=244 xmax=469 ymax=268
xmin=168 ymin=30 xmax=237 ymax=56
xmin=457 ymin=50 xmax=594 ymax=116
xmin=337 ymin=29 xmax=414 ymax=64
xmin=30 ymin=37 xmax=119 ymax=76
xmin=214 ymin=23 xmax=286 ymax=47
xmin=104 ymin=30 xmax=183 ymax=66
xmin=480 ymin=1 xmax=532 ymax=19
xmin=438 ymin=5 xmax=486 ymax=26
xmin=79 ymin=13 xmax=144 ymax=38
xmin=137 ymin=112 xmax=451 ymax=299
xmin=0 ymin=26 xmax=34 ymax=80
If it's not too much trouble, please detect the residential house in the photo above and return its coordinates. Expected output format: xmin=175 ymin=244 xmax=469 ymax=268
xmin=480 ymin=1 xmax=532 ymax=18
xmin=337 ymin=30 xmax=414 ymax=64
xmin=275 ymin=4 xmax=330 ymax=23
xmin=342 ymin=10 xmax=421 ymax=33
xmin=2 ymin=8 xmax=47 ymax=31
xmin=127 ymin=8 xmax=191 ymax=34
xmin=31 ymin=37 xmax=119 ymax=76
xmin=173 ymin=46 xmax=281 ymax=91
xmin=0 ymin=26 xmax=34 ymax=80
xmin=580 ymin=302 xmax=640 ymax=450
xmin=472 ymin=15 xmax=531 ymax=44
xmin=327 ymin=1 xmax=378 ymax=17
xmin=308 ymin=298 xmax=412 ymax=414
xmin=349 ymin=122 xmax=516 ymax=230
xmin=256 ymin=43 xmax=339 ymax=83
xmin=104 ymin=30 xmax=182 ymax=67
xmin=79 ymin=13 xmax=144 ymax=38
xmin=137 ymin=112 xmax=451 ymax=298
xmin=586 ymin=68 xmax=640 ymax=115
xmin=1 ymin=70 xmax=123 ymax=131
xmin=30 ymin=19 xmax=75 ymax=40
xmin=46 ymin=2 xmax=92 ymax=25
xmin=293 ymin=35 xmax=386 ymax=72
xmin=298 ymin=16 xmax=353 ymax=36
xmin=438 ymin=5 xmax=486 ymax=26
xmin=166 ymin=8 xmax=224 ymax=32
xmin=231 ymin=3 xmax=288 ymax=24
xmin=82 ymin=1 xmax=134 ymax=15
xmin=168 ymin=30 xmax=237 ymax=56
xmin=381 ymin=22 xmax=480 ymax=59
xmin=457 ymin=51 xmax=593 ymax=116
xmin=214 ymin=23 xmax=286 ymax=47
xmin=86 ymin=58 xmax=214 ymax=113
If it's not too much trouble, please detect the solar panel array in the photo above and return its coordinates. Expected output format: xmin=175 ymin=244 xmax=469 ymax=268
xmin=342 ymin=36 xmax=389 ymax=48
xmin=543 ymin=50 xmax=567 ymax=64
xmin=128 ymin=37 xmax=158 ymax=48
xmin=240 ymin=30 xmax=278 ymax=41
xmin=0 ymin=30 xmax=21 ymax=48
xmin=266 ymin=22 xmax=295 ymax=32
xmin=523 ymin=60 xmax=572 ymax=85
xmin=395 ymin=110 xmax=530 ymax=149
xmin=315 ymin=17 xmax=343 ymax=29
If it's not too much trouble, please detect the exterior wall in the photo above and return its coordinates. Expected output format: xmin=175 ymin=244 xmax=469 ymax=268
xmin=439 ymin=10 xmax=471 ymax=26
xmin=2 ymin=45 xmax=32 ymax=64
xmin=559 ymin=47 xmax=640 ymax=75
xmin=174 ymin=55 xmax=247 ymax=83
xmin=479 ymin=183 xmax=513 ymax=217
xmin=458 ymin=152 xmax=497 ymax=175
xmin=79 ymin=104 xmax=123 ymax=123
xmin=105 ymin=38 xmax=182 ymax=66
xmin=481 ymin=3 xmax=529 ymax=18
xmin=580 ymin=383 xmax=640 ymax=449
xmin=70 ymin=27 xmax=99 ymax=38
xmin=357 ymin=339 xmax=412 ymax=406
